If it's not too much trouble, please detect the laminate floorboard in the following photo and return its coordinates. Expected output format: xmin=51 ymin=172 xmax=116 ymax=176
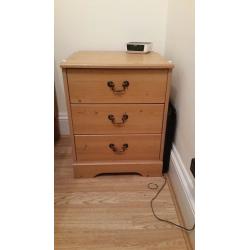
xmin=55 ymin=136 xmax=191 ymax=250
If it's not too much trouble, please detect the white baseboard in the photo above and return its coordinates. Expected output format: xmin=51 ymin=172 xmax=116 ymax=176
xmin=58 ymin=112 xmax=69 ymax=135
xmin=168 ymin=145 xmax=195 ymax=247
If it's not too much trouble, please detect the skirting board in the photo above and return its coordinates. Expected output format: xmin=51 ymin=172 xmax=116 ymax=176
xmin=58 ymin=113 xmax=70 ymax=135
xmin=168 ymin=145 xmax=195 ymax=248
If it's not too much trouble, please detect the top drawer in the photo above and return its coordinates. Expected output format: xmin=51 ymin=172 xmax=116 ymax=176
xmin=67 ymin=69 xmax=168 ymax=103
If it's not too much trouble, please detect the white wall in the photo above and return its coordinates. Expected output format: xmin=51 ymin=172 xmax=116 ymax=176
xmin=54 ymin=0 xmax=169 ymax=116
xmin=165 ymin=0 xmax=195 ymax=181
xmin=165 ymin=0 xmax=195 ymax=247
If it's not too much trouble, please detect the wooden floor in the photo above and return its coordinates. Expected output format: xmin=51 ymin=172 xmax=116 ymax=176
xmin=55 ymin=137 xmax=191 ymax=250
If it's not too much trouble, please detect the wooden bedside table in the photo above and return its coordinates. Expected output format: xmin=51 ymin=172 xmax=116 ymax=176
xmin=60 ymin=51 xmax=174 ymax=178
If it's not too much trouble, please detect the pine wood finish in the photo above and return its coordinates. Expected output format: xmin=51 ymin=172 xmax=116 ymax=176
xmin=67 ymin=69 xmax=168 ymax=104
xmin=73 ymin=161 xmax=163 ymax=178
xmin=60 ymin=51 xmax=174 ymax=69
xmin=75 ymin=134 xmax=161 ymax=161
xmin=71 ymin=104 xmax=164 ymax=134
xmin=62 ymin=69 xmax=77 ymax=161
xmin=55 ymin=136 xmax=192 ymax=250
xmin=61 ymin=51 xmax=173 ymax=177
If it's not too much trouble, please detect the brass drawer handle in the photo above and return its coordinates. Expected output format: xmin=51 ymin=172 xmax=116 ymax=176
xmin=109 ymin=143 xmax=128 ymax=154
xmin=107 ymin=80 xmax=129 ymax=94
xmin=108 ymin=113 xmax=128 ymax=125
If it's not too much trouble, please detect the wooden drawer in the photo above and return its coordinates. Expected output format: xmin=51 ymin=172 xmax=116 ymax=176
xmin=75 ymin=134 xmax=161 ymax=161
xmin=67 ymin=69 xmax=168 ymax=103
xmin=71 ymin=104 xmax=164 ymax=134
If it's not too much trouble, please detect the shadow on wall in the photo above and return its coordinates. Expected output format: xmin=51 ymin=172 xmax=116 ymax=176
xmin=169 ymin=77 xmax=178 ymax=102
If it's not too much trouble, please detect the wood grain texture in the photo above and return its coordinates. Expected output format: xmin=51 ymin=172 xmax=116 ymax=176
xmin=55 ymin=137 xmax=191 ymax=250
xmin=67 ymin=69 xmax=168 ymax=104
xmin=71 ymin=104 xmax=164 ymax=134
xmin=74 ymin=134 xmax=161 ymax=161
xmin=61 ymin=51 xmax=173 ymax=178
xmin=60 ymin=51 xmax=174 ymax=69
xmin=62 ymin=69 xmax=77 ymax=160
xmin=73 ymin=160 xmax=163 ymax=178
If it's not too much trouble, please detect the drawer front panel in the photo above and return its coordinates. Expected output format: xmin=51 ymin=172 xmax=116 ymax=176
xmin=75 ymin=134 xmax=161 ymax=161
xmin=71 ymin=104 xmax=164 ymax=134
xmin=67 ymin=69 xmax=167 ymax=103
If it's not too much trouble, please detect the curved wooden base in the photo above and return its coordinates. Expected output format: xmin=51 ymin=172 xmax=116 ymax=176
xmin=73 ymin=160 xmax=163 ymax=178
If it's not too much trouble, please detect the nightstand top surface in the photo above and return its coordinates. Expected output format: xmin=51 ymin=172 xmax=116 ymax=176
xmin=60 ymin=51 xmax=174 ymax=69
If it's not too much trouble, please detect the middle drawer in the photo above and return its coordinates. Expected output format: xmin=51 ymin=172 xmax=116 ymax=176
xmin=71 ymin=104 xmax=164 ymax=134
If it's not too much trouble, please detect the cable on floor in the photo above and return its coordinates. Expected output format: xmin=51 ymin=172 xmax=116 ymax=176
xmin=148 ymin=175 xmax=195 ymax=232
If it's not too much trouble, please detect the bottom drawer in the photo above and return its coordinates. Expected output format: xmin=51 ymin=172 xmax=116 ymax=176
xmin=75 ymin=134 xmax=161 ymax=161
